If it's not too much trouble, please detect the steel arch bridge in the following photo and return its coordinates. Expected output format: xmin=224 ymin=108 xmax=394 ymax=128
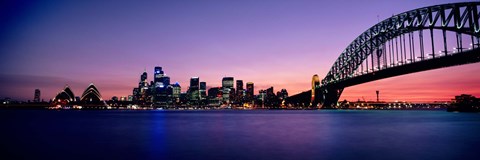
xmin=286 ymin=2 xmax=480 ymax=108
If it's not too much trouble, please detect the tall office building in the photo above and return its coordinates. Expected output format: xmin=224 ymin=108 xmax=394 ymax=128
xmin=154 ymin=66 xmax=164 ymax=82
xmin=189 ymin=77 xmax=200 ymax=103
xmin=172 ymin=83 xmax=181 ymax=103
xmin=138 ymin=70 xmax=149 ymax=101
xmin=34 ymin=89 xmax=41 ymax=102
xmin=222 ymin=77 xmax=234 ymax=103
xmin=200 ymin=82 xmax=207 ymax=100
xmin=153 ymin=66 xmax=171 ymax=105
xmin=236 ymin=80 xmax=243 ymax=91
xmin=236 ymin=80 xmax=244 ymax=102
xmin=277 ymin=89 xmax=288 ymax=100
xmin=172 ymin=83 xmax=181 ymax=98
xmin=246 ymin=82 xmax=254 ymax=101
xmin=141 ymin=69 xmax=147 ymax=82
xmin=222 ymin=77 xmax=234 ymax=88
xmin=207 ymin=87 xmax=222 ymax=106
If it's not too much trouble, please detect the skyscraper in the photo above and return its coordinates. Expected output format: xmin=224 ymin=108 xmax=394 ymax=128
xmin=153 ymin=66 xmax=171 ymax=106
xmin=207 ymin=87 xmax=222 ymax=106
xmin=141 ymin=69 xmax=148 ymax=83
xmin=222 ymin=77 xmax=234 ymax=89
xmin=200 ymin=82 xmax=207 ymax=100
xmin=236 ymin=80 xmax=244 ymax=103
xmin=154 ymin=66 xmax=164 ymax=82
xmin=138 ymin=69 xmax=149 ymax=101
xmin=189 ymin=77 xmax=200 ymax=104
xmin=277 ymin=89 xmax=288 ymax=100
xmin=246 ymin=82 xmax=254 ymax=101
xmin=34 ymin=89 xmax=40 ymax=102
xmin=222 ymin=77 xmax=234 ymax=103
xmin=172 ymin=82 xmax=181 ymax=103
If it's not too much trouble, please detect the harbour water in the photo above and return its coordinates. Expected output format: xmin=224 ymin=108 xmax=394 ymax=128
xmin=1 ymin=110 xmax=480 ymax=160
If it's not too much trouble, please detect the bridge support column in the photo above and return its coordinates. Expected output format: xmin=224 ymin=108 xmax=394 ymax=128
xmin=320 ymin=87 xmax=344 ymax=109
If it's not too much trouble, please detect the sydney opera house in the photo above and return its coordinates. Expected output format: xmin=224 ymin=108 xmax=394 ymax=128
xmin=52 ymin=83 xmax=107 ymax=108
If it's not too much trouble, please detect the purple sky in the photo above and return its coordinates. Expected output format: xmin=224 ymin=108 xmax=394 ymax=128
xmin=1 ymin=0 xmax=479 ymax=102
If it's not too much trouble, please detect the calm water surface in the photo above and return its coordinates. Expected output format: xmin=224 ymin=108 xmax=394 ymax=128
xmin=1 ymin=110 xmax=480 ymax=160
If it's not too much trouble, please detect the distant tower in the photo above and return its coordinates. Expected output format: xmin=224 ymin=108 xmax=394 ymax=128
xmin=376 ymin=90 xmax=379 ymax=102
xmin=34 ymin=89 xmax=41 ymax=102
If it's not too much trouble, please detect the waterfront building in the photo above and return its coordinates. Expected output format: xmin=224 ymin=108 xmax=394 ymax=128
xmin=53 ymin=85 xmax=75 ymax=103
xmin=138 ymin=70 xmax=150 ymax=102
xmin=277 ymin=89 xmax=288 ymax=100
xmin=154 ymin=66 xmax=164 ymax=82
xmin=258 ymin=89 xmax=266 ymax=108
xmin=132 ymin=88 xmax=140 ymax=101
xmin=34 ymin=89 xmax=41 ymax=102
xmin=153 ymin=66 xmax=170 ymax=105
xmin=80 ymin=83 xmax=103 ymax=103
xmin=200 ymin=82 xmax=207 ymax=105
xmin=200 ymin=82 xmax=207 ymax=100
xmin=265 ymin=87 xmax=278 ymax=107
xmin=222 ymin=77 xmax=234 ymax=103
xmin=189 ymin=77 xmax=200 ymax=104
xmin=236 ymin=80 xmax=244 ymax=103
xmin=172 ymin=83 xmax=181 ymax=103
xmin=246 ymin=82 xmax=254 ymax=102
xmin=207 ymin=87 xmax=222 ymax=106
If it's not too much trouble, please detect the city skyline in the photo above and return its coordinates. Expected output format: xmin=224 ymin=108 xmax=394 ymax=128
xmin=1 ymin=0 xmax=480 ymax=102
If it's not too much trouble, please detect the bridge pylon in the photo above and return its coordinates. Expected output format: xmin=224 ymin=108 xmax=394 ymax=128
xmin=315 ymin=86 xmax=343 ymax=109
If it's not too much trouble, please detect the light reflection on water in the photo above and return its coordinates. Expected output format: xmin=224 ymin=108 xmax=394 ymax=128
xmin=1 ymin=110 xmax=480 ymax=160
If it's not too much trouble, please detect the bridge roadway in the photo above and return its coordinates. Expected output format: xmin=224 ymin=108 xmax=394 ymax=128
xmin=329 ymin=48 xmax=480 ymax=88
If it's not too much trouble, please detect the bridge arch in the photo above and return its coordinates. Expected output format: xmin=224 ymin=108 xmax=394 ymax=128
xmin=323 ymin=2 xmax=480 ymax=86
xmin=283 ymin=2 xmax=480 ymax=108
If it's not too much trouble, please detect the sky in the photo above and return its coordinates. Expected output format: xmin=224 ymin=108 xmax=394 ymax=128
xmin=1 ymin=0 xmax=479 ymax=102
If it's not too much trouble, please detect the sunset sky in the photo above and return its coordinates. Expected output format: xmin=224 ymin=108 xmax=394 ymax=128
xmin=1 ymin=0 xmax=479 ymax=102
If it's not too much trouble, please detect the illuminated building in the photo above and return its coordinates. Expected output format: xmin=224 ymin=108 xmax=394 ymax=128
xmin=80 ymin=83 xmax=103 ymax=102
xmin=258 ymin=89 xmax=266 ymax=101
xmin=277 ymin=89 xmax=288 ymax=100
xmin=236 ymin=80 xmax=243 ymax=91
xmin=53 ymin=85 xmax=75 ymax=103
xmin=172 ymin=83 xmax=181 ymax=103
xmin=246 ymin=82 xmax=254 ymax=101
xmin=34 ymin=89 xmax=41 ymax=102
xmin=132 ymin=88 xmax=140 ymax=101
xmin=222 ymin=77 xmax=234 ymax=88
xmin=137 ymin=69 xmax=150 ymax=101
xmin=154 ymin=66 xmax=164 ymax=82
xmin=260 ymin=87 xmax=278 ymax=108
xmin=153 ymin=66 xmax=170 ymax=105
xmin=189 ymin=77 xmax=200 ymax=104
xmin=222 ymin=77 xmax=234 ymax=103
xmin=236 ymin=80 xmax=244 ymax=103
xmin=200 ymin=82 xmax=207 ymax=101
xmin=208 ymin=87 xmax=222 ymax=106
